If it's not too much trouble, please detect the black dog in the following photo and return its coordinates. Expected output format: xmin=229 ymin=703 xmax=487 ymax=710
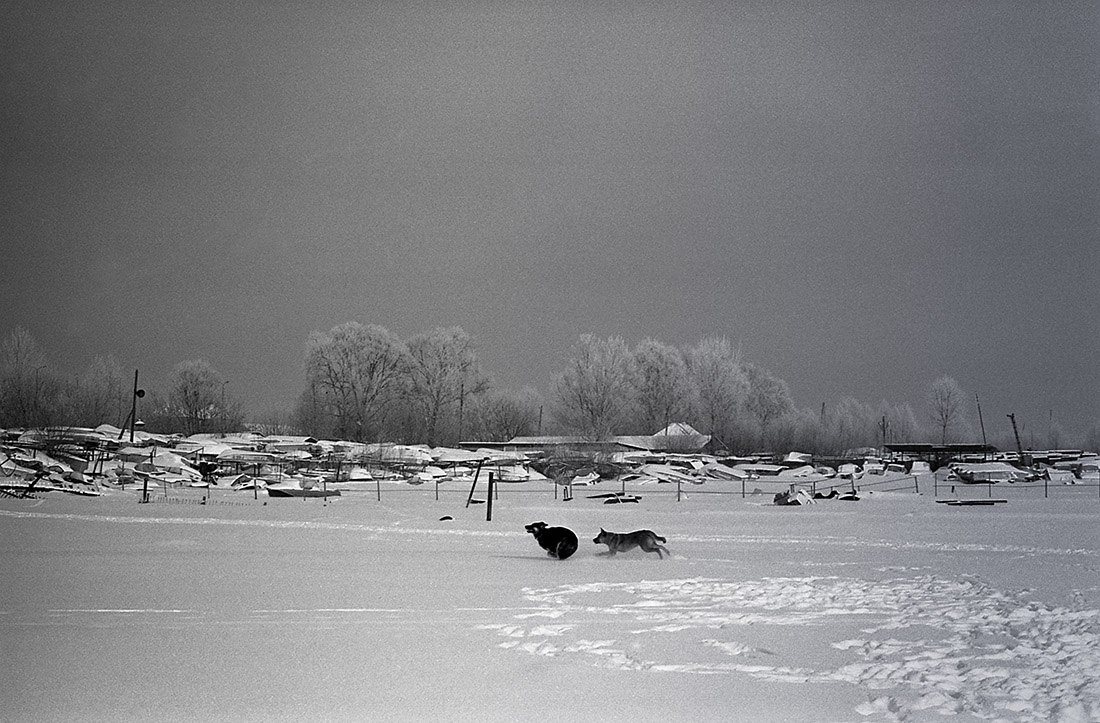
xmin=524 ymin=522 xmax=579 ymax=560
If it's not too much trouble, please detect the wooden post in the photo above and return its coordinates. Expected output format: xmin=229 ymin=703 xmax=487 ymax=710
xmin=465 ymin=459 xmax=484 ymax=508
xmin=376 ymin=475 xmax=381 ymax=502
xmin=741 ymin=478 xmax=745 ymax=498
xmin=486 ymin=473 xmax=494 ymax=521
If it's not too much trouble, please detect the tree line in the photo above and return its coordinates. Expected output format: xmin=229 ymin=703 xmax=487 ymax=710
xmin=0 ymin=327 xmax=243 ymax=436
xmin=2 ymin=323 xmax=1096 ymax=454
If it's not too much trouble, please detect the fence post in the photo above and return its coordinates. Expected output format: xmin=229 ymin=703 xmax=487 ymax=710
xmin=486 ymin=472 xmax=494 ymax=521
xmin=741 ymin=478 xmax=745 ymax=499
xmin=677 ymin=479 xmax=681 ymax=502
xmin=1044 ymin=475 xmax=1048 ymax=499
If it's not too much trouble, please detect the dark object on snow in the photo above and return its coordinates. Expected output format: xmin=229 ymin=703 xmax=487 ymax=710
xmin=773 ymin=490 xmax=805 ymax=506
xmin=837 ymin=492 xmax=860 ymax=501
xmin=813 ymin=489 xmax=839 ymax=500
xmin=525 ymin=521 xmax=579 ymax=560
xmin=439 ymin=515 xmax=453 ymax=521
xmin=588 ymin=492 xmax=642 ymax=503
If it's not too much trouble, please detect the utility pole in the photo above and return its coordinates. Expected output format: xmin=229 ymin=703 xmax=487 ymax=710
xmin=129 ymin=370 xmax=144 ymax=443
xmin=118 ymin=370 xmax=145 ymax=443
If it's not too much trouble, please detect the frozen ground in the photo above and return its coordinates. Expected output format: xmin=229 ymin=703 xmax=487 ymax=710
xmin=2 ymin=479 xmax=1098 ymax=722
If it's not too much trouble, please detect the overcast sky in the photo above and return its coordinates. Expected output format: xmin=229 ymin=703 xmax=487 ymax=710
xmin=2 ymin=1 xmax=1097 ymax=438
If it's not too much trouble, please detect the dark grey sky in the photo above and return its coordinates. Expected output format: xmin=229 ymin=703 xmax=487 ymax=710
xmin=2 ymin=1 xmax=1098 ymax=437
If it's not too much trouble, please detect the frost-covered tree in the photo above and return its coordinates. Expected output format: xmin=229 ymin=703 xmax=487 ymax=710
xmin=406 ymin=327 xmax=488 ymax=446
xmin=928 ymin=376 xmax=967 ymax=443
xmin=632 ymin=338 xmax=692 ymax=435
xmin=685 ymin=336 xmax=747 ymax=451
xmin=305 ymin=322 xmax=410 ymax=441
xmin=743 ymin=363 xmax=795 ymax=441
xmin=551 ymin=335 xmax=637 ymax=440
xmin=881 ymin=401 xmax=922 ymax=444
xmin=823 ymin=397 xmax=877 ymax=454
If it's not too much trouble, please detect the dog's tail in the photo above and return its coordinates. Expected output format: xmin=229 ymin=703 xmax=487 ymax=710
xmin=655 ymin=535 xmax=667 ymax=543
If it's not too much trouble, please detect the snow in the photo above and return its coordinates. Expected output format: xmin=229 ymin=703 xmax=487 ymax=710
xmin=2 ymin=480 xmax=1098 ymax=722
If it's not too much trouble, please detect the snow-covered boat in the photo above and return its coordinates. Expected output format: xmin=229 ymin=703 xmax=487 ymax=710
xmin=267 ymin=487 xmax=340 ymax=498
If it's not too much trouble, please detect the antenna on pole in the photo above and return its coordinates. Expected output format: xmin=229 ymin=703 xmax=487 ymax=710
xmin=976 ymin=393 xmax=987 ymax=450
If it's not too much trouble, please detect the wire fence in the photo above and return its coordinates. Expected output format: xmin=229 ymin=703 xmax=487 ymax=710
xmin=932 ymin=476 xmax=1100 ymax=501
xmin=9 ymin=471 xmax=1096 ymax=507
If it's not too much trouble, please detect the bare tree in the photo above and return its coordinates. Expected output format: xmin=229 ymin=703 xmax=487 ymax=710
xmin=685 ymin=336 xmax=747 ymax=451
xmin=928 ymin=376 xmax=966 ymax=443
xmin=632 ymin=339 xmax=692 ymax=435
xmin=469 ymin=386 xmax=542 ymax=442
xmin=0 ymin=326 xmax=55 ymax=427
xmin=167 ymin=360 xmax=240 ymax=435
xmin=305 ymin=322 xmax=410 ymax=441
xmin=551 ymin=335 xmax=637 ymax=440
xmin=69 ymin=355 xmax=126 ymax=427
xmin=406 ymin=327 xmax=488 ymax=446
xmin=1082 ymin=423 xmax=1100 ymax=455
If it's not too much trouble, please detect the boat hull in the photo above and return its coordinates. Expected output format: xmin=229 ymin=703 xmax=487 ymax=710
xmin=266 ymin=488 xmax=341 ymax=498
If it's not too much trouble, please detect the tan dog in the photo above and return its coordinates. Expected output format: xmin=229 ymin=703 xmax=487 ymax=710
xmin=593 ymin=528 xmax=669 ymax=559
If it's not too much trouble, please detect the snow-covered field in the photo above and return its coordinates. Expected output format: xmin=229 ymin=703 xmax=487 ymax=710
xmin=2 ymin=479 xmax=1098 ymax=722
